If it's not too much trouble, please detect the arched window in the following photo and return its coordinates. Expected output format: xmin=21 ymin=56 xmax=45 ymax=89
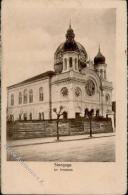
xmin=29 ymin=113 xmax=32 ymax=120
xmin=23 ymin=89 xmax=27 ymax=104
xmin=23 ymin=113 xmax=27 ymax=121
xmin=38 ymin=112 xmax=44 ymax=120
xmin=96 ymin=109 xmax=100 ymax=117
xmin=100 ymin=69 xmax=103 ymax=78
xmin=11 ymin=94 xmax=14 ymax=106
xmin=19 ymin=114 xmax=22 ymax=120
xmin=39 ymin=113 xmax=41 ymax=120
xmin=106 ymin=94 xmax=110 ymax=104
xmin=39 ymin=87 xmax=43 ymax=101
xmin=42 ymin=112 xmax=44 ymax=120
xmin=69 ymin=57 xmax=72 ymax=67
xmin=29 ymin=89 xmax=33 ymax=103
xmin=64 ymin=58 xmax=67 ymax=71
xmin=75 ymin=58 xmax=78 ymax=70
xmin=10 ymin=114 xmax=14 ymax=121
xmin=104 ymin=70 xmax=106 ymax=79
xmin=19 ymin=92 xmax=22 ymax=104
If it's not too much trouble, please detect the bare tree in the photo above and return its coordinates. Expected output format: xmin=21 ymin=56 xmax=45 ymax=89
xmin=86 ymin=109 xmax=94 ymax=138
xmin=53 ymin=106 xmax=64 ymax=141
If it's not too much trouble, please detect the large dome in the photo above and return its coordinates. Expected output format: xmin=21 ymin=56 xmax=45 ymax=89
xmin=55 ymin=42 xmax=88 ymax=61
xmin=54 ymin=25 xmax=88 ymax=73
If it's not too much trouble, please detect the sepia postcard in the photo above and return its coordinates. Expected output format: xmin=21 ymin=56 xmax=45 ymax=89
xmin=1 ymin=0 xmax=127 ymax=194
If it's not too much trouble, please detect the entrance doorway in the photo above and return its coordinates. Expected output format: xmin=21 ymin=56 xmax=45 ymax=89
xmin=63 ymin=112 xmax=68 ymax=119
xmin=39 ymin=112 xmax=45 ymax=120
xmin=96 ymin=109 xmax=99 ymax=117
xmin=84 ymin=108 xmax=89 ymax=117
xmin=75 ymin=112 xmax=80 ymax=118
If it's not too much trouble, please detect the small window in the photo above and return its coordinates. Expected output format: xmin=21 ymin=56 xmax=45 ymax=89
xmin=75 ymin=87 xmax=82 ymax=97
xmin=69 ymin=57 xmax=72 ymax=67
xmin=11 ymin=94 xmax=14 ymax=106
xmin=39 ymin=87 xmax=43 ymax=101
xmin=29 ymin=89 xmax=33 ymax=103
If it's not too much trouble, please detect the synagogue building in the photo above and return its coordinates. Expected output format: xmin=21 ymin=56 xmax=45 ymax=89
xmin=7 ymin=25 xmax=113 ymax=121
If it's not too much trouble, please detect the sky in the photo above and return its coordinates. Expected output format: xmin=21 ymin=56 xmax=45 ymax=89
xmin=3 ymin=0 xmax=116 ymax=100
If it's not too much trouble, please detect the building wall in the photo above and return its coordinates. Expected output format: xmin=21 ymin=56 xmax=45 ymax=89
xmin=51 ymin=70 xmax=110 ymax=118
xmin=7 ymin=77 xmax=50 ymax=120
xmin=7 ymin=70 xmax=113 ymax=120
xmin=72 ymin=74 xmax=101 ymax=116
xmin=51 ymin=80 xmax=74 ymax=119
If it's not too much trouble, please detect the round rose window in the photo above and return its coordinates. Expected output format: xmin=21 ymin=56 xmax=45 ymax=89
xmin=75 ymin=87 xmax=81 ymax=97
xmin=61 ymin=87 xmax=68 ymax=96
xmin=85 ymin=80 xmax=95 ymax=96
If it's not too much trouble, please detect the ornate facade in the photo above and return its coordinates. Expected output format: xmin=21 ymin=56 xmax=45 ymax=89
xmin=7 ymin=25 xmax=113 ymax=121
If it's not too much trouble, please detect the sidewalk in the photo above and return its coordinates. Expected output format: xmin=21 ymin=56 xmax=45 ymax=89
xmin=7 ymin=132 xmax=115 ymax=147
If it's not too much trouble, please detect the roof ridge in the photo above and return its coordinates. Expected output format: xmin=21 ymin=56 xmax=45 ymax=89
xmin=8 ymin=70 xmax=55 ymax=89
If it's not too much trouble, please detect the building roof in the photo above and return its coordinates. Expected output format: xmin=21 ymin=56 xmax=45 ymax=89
xmin=8 ymin=70 xmax=55 ymax=89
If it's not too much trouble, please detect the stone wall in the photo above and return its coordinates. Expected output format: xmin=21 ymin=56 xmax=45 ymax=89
xmin=7 ymin=118 xmax=113 ymax=140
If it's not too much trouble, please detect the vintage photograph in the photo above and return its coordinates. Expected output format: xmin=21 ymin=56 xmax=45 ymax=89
xmin=2 ymin=0 xmax=127 ymax=194
xmin=5 ymin=3 xmax=116 ymax=162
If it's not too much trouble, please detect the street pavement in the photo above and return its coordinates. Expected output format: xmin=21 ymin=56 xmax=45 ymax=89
xmin=8 ymin=132 xmax=115 ymax=147
xmin=7 ymin=133 xmax=115 ymax=162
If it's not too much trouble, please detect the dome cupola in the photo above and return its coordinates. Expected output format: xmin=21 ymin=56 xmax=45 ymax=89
xmin=54 ymin=24 xmax=88 ymax=74
xmin=94 ymin=46 xmax=107 ymax=80
xmin=63 ymin=24 xmax=79 ymax=52
xmin=94 ymin=46 xmax=105 ymax=65
xmin=66 ymin=24 xmax=75 ymax=41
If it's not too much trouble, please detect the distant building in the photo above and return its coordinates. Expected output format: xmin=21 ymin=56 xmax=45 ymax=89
xmin=7 ymin=25 xmax=113 ymax=121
